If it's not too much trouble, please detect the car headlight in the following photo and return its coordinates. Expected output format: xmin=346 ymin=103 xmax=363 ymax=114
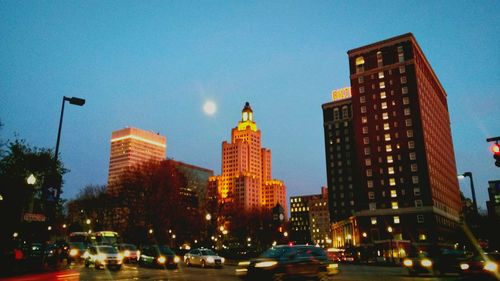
xmin=69 ymin=249 xmax=79 ymax=257
xmin=117 ymin=253 xmax=124 ymax=261
xmin=157 ymin=256 xmax=166 ymax=264
xmin=403 ymin=259 xmax=413 ymax=267
xmin=174 ymin=256 xmax=181 ymax=263
xmin=421 ymin=259 xmax=432 ymax=268
xmin=124 ymin=250 xmax=130 ymax=257
xmin=328 ymin=263 xmax=339 ymax=269
xmin=238 ymin=261 xmax=250 ymax=266
xmin=460 ymin=263 xmax=469 ymax=270
xmin=484 ymin=261 xmax=498 ymax=272
xmin=97 ymin=254 xmax=107 ymax=262
xmin=221 ymin=257 xmax=225 ymax=263
xmin=136 ymin=250 xmax=141 ymax=259
xmin=207 ymin=257 xmax=215 ymax=263
xmin=82 ymin=251 xmax=89 ymax=259
xmin=255 ymin=261 xmax=278 ymax=268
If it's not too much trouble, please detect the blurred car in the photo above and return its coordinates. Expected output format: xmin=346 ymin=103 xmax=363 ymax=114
xmin=460 ymin=252 xmax=500 ymax=280
xmin=117 ymin=243 xmax=140 ymax=263
xmin=83 ymin=245 xmax=123 ymax=270
xmin=236 ymin=245 xmax=338 ymax=281
xmin=403 ymin=249 xmax=469 ymax=276
xmin=138 ymin=245 xmax=180 ymax=268
xmin=68 ymin=242 xmax=87 ymax=263
xmin=184 ymin=248 xmax=225 ymax=268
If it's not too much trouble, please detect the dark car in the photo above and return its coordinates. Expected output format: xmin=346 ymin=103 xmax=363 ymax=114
xmin=138 ymin=245 xmax=180 ymax=269
xmin=403 ymin=249 xmax=469 ymax=276
xmin=460 ymin=252 xmax=500 ymax=280
xmin=236 ymin=245 xmax=338 ymax=281
xmin=68 ymin=242 xmax=87 ymax=263
xmin=117 ymin=243 xmax=140 ymax=263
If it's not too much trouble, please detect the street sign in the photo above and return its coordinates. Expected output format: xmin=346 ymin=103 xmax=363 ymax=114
xmin=23 ymin=213 xmax=46 ymax=222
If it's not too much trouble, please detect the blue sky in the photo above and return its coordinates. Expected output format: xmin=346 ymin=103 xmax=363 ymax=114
xmin=1 ymin=1 xmax=499 ymax=210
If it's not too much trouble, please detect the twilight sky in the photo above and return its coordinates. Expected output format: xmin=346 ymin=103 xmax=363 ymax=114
xmin=1 ymin=1 xmax=499 ymax=210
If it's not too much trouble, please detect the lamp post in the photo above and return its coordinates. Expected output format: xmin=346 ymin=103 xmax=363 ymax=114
xmin=387 ymin=226 xmax=393 ymax=264
xmin=458 ymin=172 xmax=478 ymax=215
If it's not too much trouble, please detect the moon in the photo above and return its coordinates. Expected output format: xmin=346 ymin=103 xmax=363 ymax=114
xmin=203 ymin=100 xmax=217 ymax=116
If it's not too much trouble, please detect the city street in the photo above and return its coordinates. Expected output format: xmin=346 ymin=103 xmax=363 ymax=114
xmin=70 ymin=263 xmax=464 ymax=281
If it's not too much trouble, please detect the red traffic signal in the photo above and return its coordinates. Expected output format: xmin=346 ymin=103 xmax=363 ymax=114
xmin=492 ymin=143 xmax=500 ymax=167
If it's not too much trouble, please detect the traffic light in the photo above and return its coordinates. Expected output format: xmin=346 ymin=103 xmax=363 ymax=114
xmin=492 ymin=143 xmax=500 ymax=167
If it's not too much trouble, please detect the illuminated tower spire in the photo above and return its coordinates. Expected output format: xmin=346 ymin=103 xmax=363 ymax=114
xmin=238 ymin=102 xmax=257 ymax=132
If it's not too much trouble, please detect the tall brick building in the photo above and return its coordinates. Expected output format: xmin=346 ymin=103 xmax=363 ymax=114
xmin=323 ymin=33 xmax=461 ymax=258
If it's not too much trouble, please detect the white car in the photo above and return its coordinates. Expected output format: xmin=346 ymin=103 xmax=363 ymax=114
xmin=184 ymin=248 xmax=225 ymax=268
xmin=83 ymin=245 xmax=123 ymax=270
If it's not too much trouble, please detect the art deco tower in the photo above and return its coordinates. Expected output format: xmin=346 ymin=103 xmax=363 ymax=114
xmin=209 ymin=102 xmax=287 ymax=215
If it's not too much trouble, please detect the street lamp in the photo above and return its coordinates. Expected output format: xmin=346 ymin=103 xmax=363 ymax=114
xmin=26 ymin=174 xmax=37 ymax=185
xmin=387 ymin=226 xmax=393 ymax=264
xmin=458 ymin=172 xmax=478 ymax=214
xmin=205 ymin=213 xmax=212 ymax=221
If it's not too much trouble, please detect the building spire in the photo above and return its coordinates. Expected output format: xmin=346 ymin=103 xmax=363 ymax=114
xmin=242 ymin=102 xmax=253 ymax=122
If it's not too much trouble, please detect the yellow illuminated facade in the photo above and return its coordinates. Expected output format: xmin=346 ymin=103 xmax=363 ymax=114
xmin=107 ymin=127 xmax=166 ymax=193
xmin=209 ymin=102 xmax=287 ymax=215
xmin=331 ymin=87 xmax=352 ymax=102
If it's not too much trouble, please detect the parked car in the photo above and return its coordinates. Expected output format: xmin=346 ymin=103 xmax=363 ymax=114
xmin=117 ymin=243 xmax=140 ymax=263
xmin=138 ymin=245 xmax=180 ymax=269
xmin=83 ymin=245 xmax=123 ymax=270
xmin=460 ymin=252 xmax=500 ymax=280
xmin=403 ymin=249 xmax=469 ymax=276
xmin=184 ymin=248 xmax=225 ymax=268
xmin=236 ymin=245 xmax=338 ymax=281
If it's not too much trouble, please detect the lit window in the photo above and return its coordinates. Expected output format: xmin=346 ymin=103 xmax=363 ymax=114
xmin=371 ymin=217 xmax=377 ymax=225
xmin=399 ymin=66 xmax=405 ymax=74
xmin=405 ymin=119 xmax=412 ymax=127
xmin=368 ymin=192 xmax=375 ymax=199
xmin=358 ymin=76 xmax=364 ymax=83
xmin=378 ymin=72 xmax=384 ymax=79
xmin=392 ymin=202 xmax=399 ymax=209
xmin=363 ymin=137 xmax=370 ymax=144
xmin=402 ymin=87 xmax=408 ymax=94
xmin=388 ymin=167 xmax=394 ymax=174
xmin=412 ymin=176 xmax=419 ymax=184
xmin=384 ymin=123 xmax=390 ymax=130
xmin=381 ymin=102 xmax=387 ymax=109
xmin=361 ymin=106 xmax=367 ymax=113
xmin=414 ymin=188 xmax=420 ymax=196
xmin=391 ymin=190 xmax=397 ymax=197
xmin=404 ymin=108 xmax=411 ymax=116
xmin=333 ymin=108 xmax=339 ymax=120
xmin=403 ymin=97 xmax=409 ymax=105
xmin=418 ymin=233 xmax=426 ymax=240
xmin=387 ymin=156 xmax=393 ymax=163
xmin=393 ymin=216 xmax=400 ymax=224
xmin=401 ymin=76 xmax=407 ymax=84
xmin=389 ymin=178 xmax=396 ymax=186
xmin=407 ymin=130 xmax=413 ymax=138
xmin=342 ymin=106 xmax=349 ymax=119
xmin=365 ymin=158 xmax=372 ymax=166
xmin=360 ymin=96 xmax=366 ymax=103
xmin=359 ymin=86 xmax=365 ymax=94
xmin=367 ymin=180 xmax=373 ymax=188
xmin=384 ymin=134 xmax=391 ymax=141
xmin=379 ymin=82 xmax=385 ymax=89
xmin=409 ymin=152 xmax=416 ymax=160
xmin=362 ymin=116 xmax=368 ymax=123
xmin=408 ymin=141 xmax=415 ymax=149
xmin=398 ymin=53 xmax=404 ymax=63
xmin=411 ymin=164 xmax=418 ymax=172
xmin=362 ymin=127 xmax=368 ymax=134
xmin=356 ymin=56 xmax=365 ymax=73
xmin=385 ymin=144 xmax=392 ymax=152
xmin=364 ymin=147 xmax=371 ymax=155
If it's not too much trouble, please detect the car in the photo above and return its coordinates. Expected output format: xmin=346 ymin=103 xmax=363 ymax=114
xmin=236 ymin=245 xmax=338 ymax=281
xmin=402 ymin=249 xmax=469 ymax=276
xmin=138 ymin=245 xmax=180 ymax=268
xmin=117 ymin=243 xmax=140 ymax=263
xmin=83 ymin=245 xmax=123 ymax=270
xmin=460 ymin=252 xmax=500 ymax=280
xmin=184 ymin=248 xmax=225 ymax=268
xmin=68 ymin=242 xmax=87 ymax=263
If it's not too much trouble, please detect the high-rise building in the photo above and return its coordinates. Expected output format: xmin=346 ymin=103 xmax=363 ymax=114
xmin=323 ymin=33 xmax=462 ymax=257
xmin=170 ymin=160 xmax=214 ymax=210
xmin=290 ymin=187 xmax=330 ymax=247
xmin=107 ymin=127 xmax=166 ymax=193
xmin=209 ymin=102 xmax=287 ymax=215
